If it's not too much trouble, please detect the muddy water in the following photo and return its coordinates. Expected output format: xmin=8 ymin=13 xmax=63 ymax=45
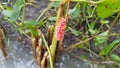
xmin=0 ymin=39 xmax=95 ymax=68
xmin=55 ymin=52 xmax=92 ymax=68
xmin=0 ymin=40 xmax=39 ymax=68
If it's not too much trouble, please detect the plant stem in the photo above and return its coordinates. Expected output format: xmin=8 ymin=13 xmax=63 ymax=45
xmin=90 ymin=5 xmax=97 ymax=17
xmin=51 ymin=0 xmax=68 ymax=60
xmin=42 ymin=34 xmax=53 ymax=68
xmin=0 ymin=26 xmax=7 ymax=57
xmin=56 ymin=0 xmax=70 ymax=61
xmin=64 ymin=36 xmax=94 ymax=50
xmin=65 ymin=0 xmax=70 ymax=20
xmin=36 ymin=2 xmax=53 ymax=21
xmin=108 ymin=12 xmax=120 ymax=32
xmin=50 ymin=2 xmax=63 ymax=60
xmin=21 ymin=0 xmax=26 ymax=23
xmin=110 ymin=43 xmax=120 ymax=54
xmin=84 ymin=47 xmax=100 ymax=57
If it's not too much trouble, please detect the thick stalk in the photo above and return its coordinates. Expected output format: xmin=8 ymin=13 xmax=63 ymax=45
xmin=56 ymin=0 xmax=70 ymax=61
xmin=50 ymin=0 xmax=68 ymax=61
xmin=50 ymin=2 xmax=63 ymax=60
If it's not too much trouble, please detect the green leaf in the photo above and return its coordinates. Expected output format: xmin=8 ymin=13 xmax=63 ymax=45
xmin=68 ymin=7 xmax=76 ymax=14
xmin=69 ymin=27 xmax=79 ymax=36
xmin=89 ymin=29 xmax=96 ymax=35
xmin=48 ymin=17 xmax=57 ymax=21
xmin=80 ymin=55 xmax=86 ymax=59
xmin=77 ymin=44 xmax=85 ymax=48
xmin=94 ymin=31 xmax=109 ymax=46
xmin=2 ymin=10 xmax=12 ymax=17
xmin=20 ymin=20 xmax=43 ymax=37
xmin=97 ymin=4 xmax=113 ymax=18
xmin=89 ymin=21 xmax=96 ymax=29
xmin=10 ymin=0 xmax=24 ymax=22
xmin=24 ymin=20 xmax=40 ymax=26
xmin=69 ymin=3 xmax=80 ymax=18
xmin=111 ymin=54 xmax=120 ymax=62
xmin=77 ymin=41 xmax=89 ymax=48
xmin=100 ymin=40 xmax=119 ymax=56
xmin=52 ymin=2 xmax=60 ymax=8
xmin=110 ymin=54 xmax=120 ymax=62
xmin=27 ymin=25 xmax=38 ymax=37
xmin=96 ymin=0 xmax=120 ymax=18
xmin=21 ymin=20 xmax=40 ymax=37
xmin=39 ymin=21 xmax=44 ymax=27
xmin=100 ymin=20 xmax=109 ymax=25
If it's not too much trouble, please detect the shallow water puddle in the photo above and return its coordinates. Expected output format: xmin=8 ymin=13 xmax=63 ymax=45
xmin=0 ymin=40 xmax=98 ymax=68
xmin=55 ymin=52 xmax=91 ymax=68
xmin=0 ymin=40 xmax=39 ymax=68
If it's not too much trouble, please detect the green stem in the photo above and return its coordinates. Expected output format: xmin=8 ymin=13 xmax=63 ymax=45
xmin=50 ymin=2 xmax=63 ymax=60
xmin=64 ymin=36 xmax=94 ymax=50
xmin=42 ymin=34 xmax=53 ymax=68
xmin=90 ymin=5 xmax=97 ymax=17
xmin=50 ymin=0 xmax=69 ymax=61
xmin=97 ymin=24 xmax=103 ymax=34
xmin=110 ymin=43 xmax=120 ymax=54
xmin=108 ymin=12 xmax=120 ymax=32
xmin=36 ymin=2 xmax=53 ymax=21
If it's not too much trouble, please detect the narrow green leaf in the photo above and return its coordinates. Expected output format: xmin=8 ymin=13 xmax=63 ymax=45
xmin=110 ymin=54 xmax=120 ymax=62
xmin=69 ymin=3 xmax=80 ymax=18
xmin=89 ymin=21 xmax=96 ymax=29
xmin=68 ymin=7 xmax=76 ymax=14
xmin=48 ymin=17 xmax=57 ymax=21
xmin=100 ymin=40 xmax=119 ymax=56
xmin=24 ymin=20 xmax=40 ymax=26
xmin=100 ymin=20 xmax=109 ymax=25
xmin=77 ymin=44 xmax=85 ymax=48
xmin=95 ymin=31 xmax=109 ymax=46
xmin=10 ymin=0 xmax=24 ymax=22
xmin=52 ymin=2 xmax=60 ymax=8
xmin=69 ymin=27 xmax=79 ymax=36
xmin=2 ymin=10 xmax=12 ymax=17
xmin=28 ymin=25 xmax=38 ymax=37
xmin=21 ymin=23 xmax=38 ymax=37
xmin=89 ymin=29 xmax=96 ymax=35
